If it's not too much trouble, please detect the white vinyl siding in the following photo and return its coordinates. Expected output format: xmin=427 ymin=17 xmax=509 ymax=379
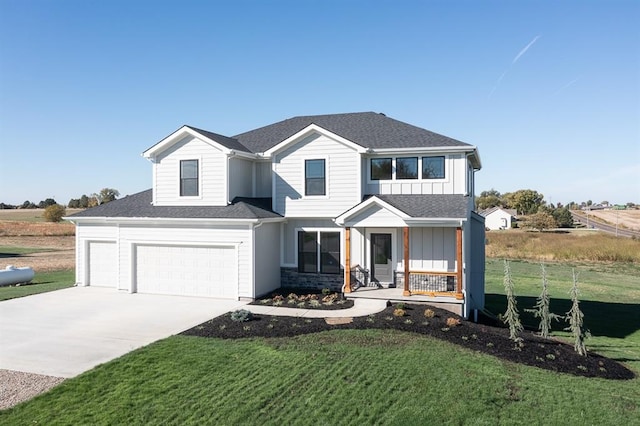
xmin=153 ymin=135 xmax=228 ymax=206
xmin=273 ymin=133 xmax=360 ymax=217
xmin=254 ymin=161 xmax=272 ymax=197
xmin=75 ymin=224 xmax=119 ymax=286
xmin=253 ymin=222 xmax=281 ymax=297
xmin=228 ymin=157 xmax=253 ymax=200
xmin=407 ymin=227 xmax=457 ymax=272
xmin=364 ymin=153 xmax=467 ymax=195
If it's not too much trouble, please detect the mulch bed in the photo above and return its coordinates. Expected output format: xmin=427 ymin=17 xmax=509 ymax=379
xmin=182 ymin=303 xmax=635 ymax=380
xmin=248 ymin=288 xmax=355 ymax=310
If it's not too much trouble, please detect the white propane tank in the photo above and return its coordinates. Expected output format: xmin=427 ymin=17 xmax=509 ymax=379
xmin=0 ymin=265 xmax=35 ymax=286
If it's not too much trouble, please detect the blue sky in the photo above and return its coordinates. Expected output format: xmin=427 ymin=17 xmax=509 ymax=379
xmin=1 ymin=0 xmax=639 ymax=206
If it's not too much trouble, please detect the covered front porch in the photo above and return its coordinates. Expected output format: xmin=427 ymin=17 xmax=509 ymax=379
xmin=335 ymin=195 xmax=469 ymax=313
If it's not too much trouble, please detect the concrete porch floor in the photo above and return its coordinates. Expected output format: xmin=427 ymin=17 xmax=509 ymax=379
xmin=345 ymin=286 xmax=464 ymax=316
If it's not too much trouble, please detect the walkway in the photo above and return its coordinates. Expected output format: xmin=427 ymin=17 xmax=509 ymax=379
xmin=244 ymin=298 xmax=387 ymax=318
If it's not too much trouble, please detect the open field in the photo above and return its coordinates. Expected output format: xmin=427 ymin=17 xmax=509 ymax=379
xmin=580 ymin=208 xmax=640 ymax=231
xmin=486 ymin=229 xmax=640 ymax=263
xmin=0 ymin=209 xmax=84 ymax=223
xmin=0 ymin=270 xmax=75 ymax=301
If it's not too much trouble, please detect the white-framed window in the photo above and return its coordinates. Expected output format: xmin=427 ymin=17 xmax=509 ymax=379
xmin=368 ymin=155 xmax=447 ymax=182
xmin=297 ymin=230 xmax=341 ymax=274
xmin=305 ymin=159 xmax=326 ymax=196
xmin=180 ymin=159 xmax=199 ymax=196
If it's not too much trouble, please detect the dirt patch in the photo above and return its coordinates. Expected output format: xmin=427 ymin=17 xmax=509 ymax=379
xmin=583 ymin=210 xmax=640 ymax=231
xmin=0 ymin=236 xmax=75 ymax=272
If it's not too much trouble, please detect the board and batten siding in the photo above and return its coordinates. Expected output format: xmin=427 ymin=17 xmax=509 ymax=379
xmin=254 ymin=161 xmax=272 ymax=197
xmin=408 ymin=227 xmax=457 ymax=272
xmin=228 ymin=157 xmax=253 ymax=200
xmin=117 ymin=224 xmax=253 ymax=297
xmin=364 ymin=154 xmax=468 ymax=195
xmin=273 ymin=133 xmax=360 ymax=217
xmin=253 ymin=222 xmax=281 ymax=297
xmin=153 ymin=135 xmax=228 ymax=206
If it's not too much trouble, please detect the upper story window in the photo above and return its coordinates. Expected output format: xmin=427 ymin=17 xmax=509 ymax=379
xmin=371 ymin=158 xmax=392 ymax=180
xmin=180 ymin=159 xmax=199 ymax=196
xmin=422 ymin=156 xmax=445 ymax=179
xmin=305 ymin=159 xmax=326 ymax=196
xmin=396 ymin=157 xmax=418 ymax=179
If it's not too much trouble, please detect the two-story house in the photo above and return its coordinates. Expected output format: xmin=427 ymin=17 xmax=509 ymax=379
xmin=67 ymin=112 xmax=485 ymax=318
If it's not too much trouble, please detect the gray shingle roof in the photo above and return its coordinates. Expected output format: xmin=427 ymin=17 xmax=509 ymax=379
xmin=372 ymin=194 xmax=470 ymax=219
xmin=233 ymin=112 xmax=472 ymax=153
xmin=185 ymin=126 xmax=252 ymax=153
xmin=67 ymin=190 xmax=282 ymax=220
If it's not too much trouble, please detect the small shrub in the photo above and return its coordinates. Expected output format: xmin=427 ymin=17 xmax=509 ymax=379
xmin=441 ymin=327 xmax=450 ymax=332
xmin=486 ymin=342 xmax=494 ymax=348
xmin=336 ymin=299 xmax=346 ymax=305
xmin=273 ymin=300 xmax=283 ymax=306
xmin=577 ymin=365 xmax=588 ymax=372
xmin=287 ymin=293 xmax=298 ymax=300
xmin=395 ymin=302 xmax=406 ymax=310
xmin=309 ymin=299 xmax=321 ymax=308
xmin=43 ymin=204 xmax=66 ymax=222
xmin=243 ymin=325 xmax=251 ymax=331
xmin=218 ymin=324 xmax=226 ymax=331
xmin=297 ymin=302 xmax=306 ymax=308
xmin=287 ymin=299 xmax=297 ymax=305
xmin=393 ymin=308 xmax=406 ymax=317
xmin=322 ymin=294 xmax=338 ymax=303
xmin=424 ymin=309 xmax=435 ymax=318
xmin=272 ymin=295 xmax=284 ymax=302
xmin=446 ymin=317 xmax=461 ymax=327
xmin=461 ymin=336 xmax=468 ymax=341
xmin=384 ymin=316 xmax=394 ymax=321
xmin=321 ymin=287 xmax=331 ymax=295
xmin=230 ymin=309 xmax=253 ymax=323
xmin=366 ymin=315 xmax=375 ymax=323
xmin=404 ymin=319 xmax=413 ymax=324
xmin=266 ymin=323 xmax=274 ymax=329
xmin=545 ymin=353 xmax=556 ymax=360
xmin=260 ymin=299 xmax=271 ymax=304
xmin=421 ymin=321 xmax=430 ymax=326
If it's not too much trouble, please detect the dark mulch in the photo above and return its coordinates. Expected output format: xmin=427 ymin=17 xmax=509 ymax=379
xmin=248 ymin=288 xmax=355 ymax=310
xmin=182 ymin=303 xmax=635 ymax=380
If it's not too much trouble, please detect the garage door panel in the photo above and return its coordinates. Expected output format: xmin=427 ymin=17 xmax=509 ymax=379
xmin=135 ymin=245 xmax=237 ymax=299
xmin=88 ymin=241 xmax=117 ymax=287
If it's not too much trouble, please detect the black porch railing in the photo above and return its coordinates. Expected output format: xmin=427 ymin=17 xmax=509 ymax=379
xmin=349 ymin=265 xmax=370 ymax=290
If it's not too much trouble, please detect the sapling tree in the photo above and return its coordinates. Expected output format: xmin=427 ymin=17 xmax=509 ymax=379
xmin=502 ymin=260 xmax=523 ymax=341
xmin=525 ymin=263 xmax=561 ymax=338
xmin=565 ymin=269 xmax=590 ymax=356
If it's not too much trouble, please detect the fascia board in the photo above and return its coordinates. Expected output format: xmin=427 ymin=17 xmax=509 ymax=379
xmin=368 ymin=146 xmax=478 ymax=155
xmin=263 ymin=124 xmax=367 ymax=157
xmin=334 ymin=196 xmax=409 ymax=225
xmin=404 ymin=218 xmax=465 ymax=227
xmin=64 ymin=216 xmax=285 ymax=226
xmin=142 ymin=126 xmax=233 ymax=159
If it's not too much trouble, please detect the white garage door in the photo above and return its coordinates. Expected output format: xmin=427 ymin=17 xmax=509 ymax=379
xmin=88 ymin=241 xmax=117 ymax=287
xmin=134 ymin=245 xmax=237 ymax=299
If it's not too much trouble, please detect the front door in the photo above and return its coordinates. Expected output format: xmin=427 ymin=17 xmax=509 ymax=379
xmin=371 ymin=233 xmax=393 ymax=283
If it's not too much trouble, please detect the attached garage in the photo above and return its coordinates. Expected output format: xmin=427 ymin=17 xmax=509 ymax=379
xmin=87 ymin=241 xmax=117 ymax=287
xmin=133 ymin=244 xmax=238 ymax=299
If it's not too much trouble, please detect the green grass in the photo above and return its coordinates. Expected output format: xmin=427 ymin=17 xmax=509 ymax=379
xmin=1 ymin=332 xmax=638 ymax=425
xmin=1 ymin=260 xmax=638 ymax=423
xmin=0 ymin=246 xmax=56 ymax=256
xmin=0 ymin=269 xmax=75 ymax=301
xmin=485 ymin=259 xmax=640 ymax=373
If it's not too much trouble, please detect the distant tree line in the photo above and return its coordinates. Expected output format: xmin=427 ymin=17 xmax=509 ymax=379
xmin=476 ymin=189 xmax=575 ymax=231
xmin=0 ymin=188 xmax=120 ymax=210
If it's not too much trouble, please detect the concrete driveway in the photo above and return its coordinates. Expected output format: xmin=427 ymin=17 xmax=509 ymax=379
xmin=0 ymin=286 xmax=247 ymax=378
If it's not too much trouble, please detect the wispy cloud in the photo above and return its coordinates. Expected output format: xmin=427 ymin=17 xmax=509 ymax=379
xmin=489 ymin=35 xmax=541 ymax=99
xmin=512 ymin=35 xmax=541 ymax=64
xmin=553 ymin=77 xmax=580 ymax=95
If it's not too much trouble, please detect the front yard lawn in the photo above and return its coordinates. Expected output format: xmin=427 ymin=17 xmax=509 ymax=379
xmin=1 ymin=332 xmax=638 ymax=425
xmin=0 ymin=269 xmax=74 ymax=301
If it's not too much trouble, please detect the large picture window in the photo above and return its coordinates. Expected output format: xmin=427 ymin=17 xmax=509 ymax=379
xmin=396 ymin=157 xmax=418 ymax=179
xmin=371 ymin=158 xmax=392 ymax=180
xmin=422 ymin=156 xmax=445 ymax=179
xmin=180 ymin=159 xmax=199 ymax=196
xmin=305 ymin=159 xmax=325 ymax=196
xmin=298 ymin=231 xmax=341 ymax=274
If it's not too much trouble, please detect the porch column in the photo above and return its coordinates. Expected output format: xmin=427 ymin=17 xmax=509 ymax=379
xmin=456 ymin=227 xmax=463 ymax=298
xmin=403 ymin=226 xmax=410 ymax=296
xmin=344 ymin=227 xmax=351 ymax=293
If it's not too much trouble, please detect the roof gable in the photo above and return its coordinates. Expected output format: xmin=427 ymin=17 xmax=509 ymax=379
xmin=264 ymin=123 xmax=367 ymax=156
xmin=234 ymin=112 xmax=474 ymax=153
xmin=142 ymin=126 xmax=252 ymax=159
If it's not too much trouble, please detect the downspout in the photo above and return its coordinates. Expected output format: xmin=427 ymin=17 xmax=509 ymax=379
xmin=227 ymin=151 xmax=236 ymax=205
xmin=251 ymin=221 xmax=264 ymax=300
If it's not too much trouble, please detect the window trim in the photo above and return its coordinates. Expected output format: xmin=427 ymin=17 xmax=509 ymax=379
xmin=367 ymin=155 xmax=448 ymax=183
xmin=421 ymin=155 xmax=446 ymax=180
xmin=304 ymin=159 xmax=326 ymax=196
xmin=295 ymin=228 xmax=342 ymax=275
xmin=302 ymin=157 xmax=329 ymax=198
xmin=179 ymin=158 xmax=200 ymax=197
